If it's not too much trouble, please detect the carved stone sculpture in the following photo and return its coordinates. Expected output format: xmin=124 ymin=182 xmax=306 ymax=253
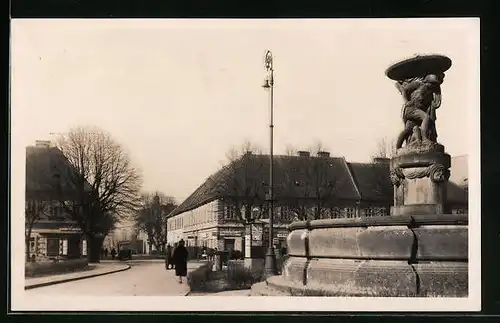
xmin=386 ymin=55 xmax=452 ymax=153
xmin=386 ymin=55 xmax=453 ymax=216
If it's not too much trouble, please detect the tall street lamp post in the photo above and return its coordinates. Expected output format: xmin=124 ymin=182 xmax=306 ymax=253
xmin=262 ymin=50 xmax=278 ymax=276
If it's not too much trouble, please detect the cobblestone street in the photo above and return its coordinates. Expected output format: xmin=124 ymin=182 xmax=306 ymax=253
xmin=25 ymin=261 xmax=200 ymax=296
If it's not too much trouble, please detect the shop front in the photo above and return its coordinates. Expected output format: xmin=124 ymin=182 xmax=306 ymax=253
xmin=29 ymin=220 xmax=85 ymax=261
xmin=217 ymin=227 xmax=244 ymax=252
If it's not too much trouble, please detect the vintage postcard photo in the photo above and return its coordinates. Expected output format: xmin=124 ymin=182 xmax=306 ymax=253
xmin=10 ymin=18 xmax=480 ymax=312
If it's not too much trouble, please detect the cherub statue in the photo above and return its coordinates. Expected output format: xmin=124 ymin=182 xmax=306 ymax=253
xmin=395 ymin=72 xmax=444 ymax=149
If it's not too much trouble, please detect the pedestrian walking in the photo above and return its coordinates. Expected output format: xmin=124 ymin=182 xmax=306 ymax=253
xmin=165 ymin=244 xmax=173 ymax=270
xmin=171 ymin=243 xmax=178 ymax=269
xmin=104 ymin=248 xmax=109 ymax=259
xmin=111 ymin=248 xmax=117 ymax=260
xmin=172 ymin=239 xmax=188 ymax=284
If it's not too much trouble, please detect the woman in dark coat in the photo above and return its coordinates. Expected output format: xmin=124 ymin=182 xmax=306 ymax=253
xmin=165 ymin=244 xmax=173 ymax=270
xmin=172 ymin=239 xmax=188 ymax=283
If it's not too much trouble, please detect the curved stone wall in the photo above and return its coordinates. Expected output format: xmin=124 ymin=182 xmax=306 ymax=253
xmin=277 ymin=214 xmax=468 ymax=297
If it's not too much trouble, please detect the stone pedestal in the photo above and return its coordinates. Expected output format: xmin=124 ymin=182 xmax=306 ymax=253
xmin=250 ymin=215 xmax=468 ymax=297
xmin=390 ymin=146 xmax=451 ymax=216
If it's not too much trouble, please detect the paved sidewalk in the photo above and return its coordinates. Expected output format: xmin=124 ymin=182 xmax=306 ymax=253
xmin=25 ymin=261 xmax=207 ymax=296
xmin=190 ymin=289 xmax=251 ymax=296
xmin=213 ymin=289 xmax=251 ymax=296
xmin=25 ymin=263 xmax=130 ymax=290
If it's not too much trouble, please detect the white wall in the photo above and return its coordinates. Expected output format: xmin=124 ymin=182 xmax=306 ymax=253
xmin=167 ymin=200 xmax=219 ymax=245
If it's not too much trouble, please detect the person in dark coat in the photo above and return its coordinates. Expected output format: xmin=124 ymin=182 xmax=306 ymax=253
xmin=171 ymin=243 xmax=178 ymax=268
xmin=110 ymin=248 xmax=117 ymax=260
xmin=172 ymin=240 xmax=188 ymax=283
xmin=165 ymin=244 xmax=173 ymax=270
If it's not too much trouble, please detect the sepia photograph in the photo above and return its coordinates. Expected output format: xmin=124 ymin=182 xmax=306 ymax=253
xmin=10 ymin=18 xmax=480 ymax=312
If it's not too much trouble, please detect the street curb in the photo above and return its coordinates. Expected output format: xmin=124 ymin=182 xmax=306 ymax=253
xmin=25 ymin=264 xmax=131 ymax=290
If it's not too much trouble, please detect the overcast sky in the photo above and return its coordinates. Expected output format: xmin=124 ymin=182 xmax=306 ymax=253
xmin=11 ymin=19 xmax=479 ymax=203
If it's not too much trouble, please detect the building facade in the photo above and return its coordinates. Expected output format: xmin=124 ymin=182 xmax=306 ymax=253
xmin=26 ymin=140 xmax=89 ymax=261
xmin=166 ymin=151 xmax=469 ymax=257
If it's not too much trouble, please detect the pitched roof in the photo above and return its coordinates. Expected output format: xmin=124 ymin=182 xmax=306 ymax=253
xmin=170 ymin=153 xmax=360 ymax=217
xmin=171 ymin=153 xmax=469 ymax=217
xmin=25 ymin=145 xmax=90 ymax=200
xmin=447 ymin=181 xmax=468 ymax=204
xmin=346 ymin=161 xmax=392 ymax=202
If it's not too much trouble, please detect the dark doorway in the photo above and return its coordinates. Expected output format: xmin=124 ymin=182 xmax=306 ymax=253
xmin=224 ymin=239 xmax=235 ymax=251
xmin=46 ymin=238 xmax=60 ymax=257
xmin=67 ymin=236 xmax=82 ymax=258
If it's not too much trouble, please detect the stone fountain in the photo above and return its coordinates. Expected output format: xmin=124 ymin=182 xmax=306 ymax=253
xmin=251 ymin=54 xmax=468 ymax=297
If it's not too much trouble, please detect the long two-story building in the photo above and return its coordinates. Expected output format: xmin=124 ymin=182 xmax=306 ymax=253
xmin=166 ymin=151 xmax=468 ymax=255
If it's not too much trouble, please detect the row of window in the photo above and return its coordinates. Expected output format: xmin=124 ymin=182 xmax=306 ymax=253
xmin=221 ymin=205 xmax=388 ymax=220
xmin=167 ymin=201 xmax=392 ymax=231
xmin=26 ymin=200 xmax=67 ymax=219
xmin=168 ymin=217 xmax=184 ymax=231
xmin=185 ymin=208 xmax=217 ymax=227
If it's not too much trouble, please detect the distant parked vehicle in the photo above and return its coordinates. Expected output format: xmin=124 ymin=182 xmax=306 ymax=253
xmin=118 ymin=249 xmax=132 ymax=261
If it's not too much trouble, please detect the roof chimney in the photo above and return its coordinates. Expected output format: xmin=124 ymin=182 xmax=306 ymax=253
xmin=373 ymin=157 xmax=390 ymax=164
xmin=317 ymin=151 xmax=330 ymax=158
xmin=35 ymin=140 xmax=51 ymax=148
xmin=297 ymin=151 xmax=310 ymax=157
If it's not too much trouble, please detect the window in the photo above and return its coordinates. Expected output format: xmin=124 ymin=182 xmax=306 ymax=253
xmin=330 ymin=207 xmax=341 ymax=219
xmin=224 ymin=205 xmax=237 ymax=220
xmin=364 ymin=208 xmax=374 ymax=217
xmin=29 ymin=237 xmax=35 ymax=252
xmin=46 ymin=238 xmax=60 ymax=257
xmin=374 ymin=207 xmax=388 ymax=217
xmin=47 ymin=200 xmax=63 ymax=218
xmin=345 ymin=208 xmax=356 ymax=218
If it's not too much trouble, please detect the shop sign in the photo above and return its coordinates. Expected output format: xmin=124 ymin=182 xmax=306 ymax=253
xmin=252 ymin=235 xmax=262 ymax=241
xmin=219 ymin=229 xmax=240 ymax=237
xmin=60 ymin=227 xmax=81 ymax=232
xmin=277 ymin=232 xmax=288 ymax=238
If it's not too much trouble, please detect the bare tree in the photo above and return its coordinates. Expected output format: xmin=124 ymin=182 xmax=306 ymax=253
xmin=215 ymin=142 xmax=267 ymax=224
xmin=223 ymin=140 xmax=263 ymax=163
xmin=284 ymin=144 xmax=297 ymax=156
xmin=308 ymin=140 xmax=329 ymax=156
xmin=371 ymin=137 xmax=396 ymax=160
xmin=282 ymin=142 xmax=342 ymax=221
xmin=53 ymin=126 xmax=143 ymax=262
xmin=134 ymin=191 xmax=177 ymax=254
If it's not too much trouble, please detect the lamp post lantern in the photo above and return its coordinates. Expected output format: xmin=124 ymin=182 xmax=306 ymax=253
xmin=262 ymin=50 xmax=277 ymax=276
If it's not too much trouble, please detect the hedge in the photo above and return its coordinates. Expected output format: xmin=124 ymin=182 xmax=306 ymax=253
xmin=25 ymin=259 xmax=89 ymax=277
